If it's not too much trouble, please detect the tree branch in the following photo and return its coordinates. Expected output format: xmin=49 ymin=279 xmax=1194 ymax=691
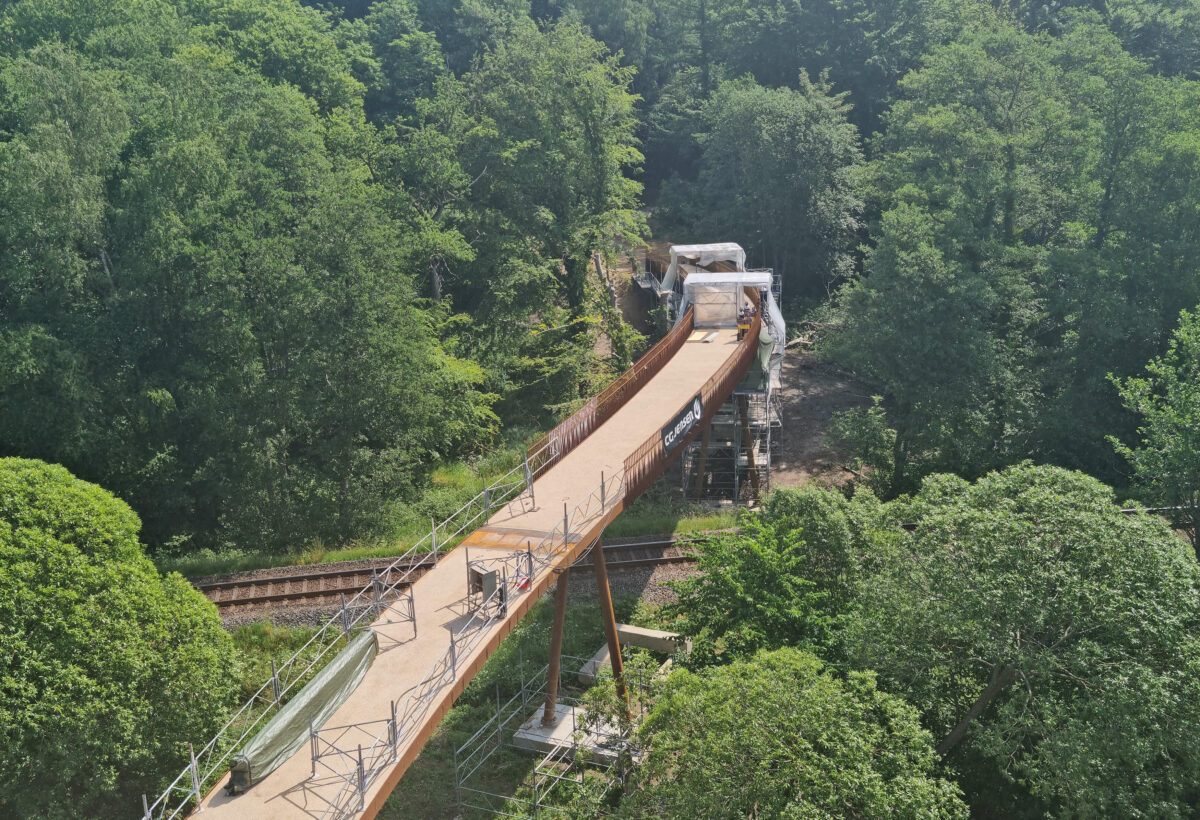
xmin=936 ymin=664 xmax=1020 ymax=756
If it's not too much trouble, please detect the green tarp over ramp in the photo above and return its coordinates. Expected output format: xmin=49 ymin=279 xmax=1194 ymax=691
xmin=229 ymin=629 xmax=378 ymax=793
xmin=737 ymin=322 xmax=774 ymax=392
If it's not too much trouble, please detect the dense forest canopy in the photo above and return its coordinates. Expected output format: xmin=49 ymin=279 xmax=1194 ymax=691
xmin=5 ymin=1 xmax=1200 ymax=818
xmin=3 ymin=0 xmax=1199 ymax=552
xmin=666 ymin=471 xmax=1200 ymax=816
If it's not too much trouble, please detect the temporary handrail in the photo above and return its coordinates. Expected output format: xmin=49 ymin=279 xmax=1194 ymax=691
xmin=143 ymin=455 xmax=540 ymax=820
xmin=624 ymin=290 xmax=762 ymax=500
xmin=145 ymin=295 xmax=748 ymax=820
xmin=311 ymin=468 xmax=629 ymax=818
xmin=527 ymin=307 xmax=695 ymax=477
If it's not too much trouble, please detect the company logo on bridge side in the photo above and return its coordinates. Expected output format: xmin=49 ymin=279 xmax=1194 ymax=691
xmin=662 ymin=393 xmax=704 ymax=452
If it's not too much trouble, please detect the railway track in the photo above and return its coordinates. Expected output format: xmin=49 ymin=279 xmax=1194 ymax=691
xmin=195 ymin=556 xmax=436 ymax=613
xmin=195 ymin=538 xmax=706 ymax=612
xmin=569 ymin=538 xmax=703 ymax=571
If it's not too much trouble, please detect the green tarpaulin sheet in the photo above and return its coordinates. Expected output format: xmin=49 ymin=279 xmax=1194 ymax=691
xmin=737 ymin=321 xmax=774 ymax=392
xmin=229 ymin=628 xmax=378 ymax=794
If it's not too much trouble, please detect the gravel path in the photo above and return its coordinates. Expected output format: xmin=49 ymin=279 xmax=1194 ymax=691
xmin=566 ymin=561 xmax=703 ymax=607
xmin=192 ymin=555 xmax=406 ymax=588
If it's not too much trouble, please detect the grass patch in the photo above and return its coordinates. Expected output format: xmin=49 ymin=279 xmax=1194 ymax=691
xmin=157 ymin=434 xmax=535 ymax=578
xmin=228 ymin=620 xmax=322 ymax=701
xmin=603 ymin=508 xmax=736 ymax=538
xmin=603 ymin=477 xmax=739 ymax=538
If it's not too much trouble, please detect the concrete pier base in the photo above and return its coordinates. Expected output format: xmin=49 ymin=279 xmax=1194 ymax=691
xmin=512 ymin=704 xmax=624 ymax=764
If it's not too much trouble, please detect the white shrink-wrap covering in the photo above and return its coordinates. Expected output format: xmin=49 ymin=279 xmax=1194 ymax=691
xmin=661 ymin=243 xmax=747 ymax=293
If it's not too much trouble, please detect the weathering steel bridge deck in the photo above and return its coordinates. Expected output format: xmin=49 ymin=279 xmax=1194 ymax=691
xmin=193 ymin=310 xmax=758 ymax=819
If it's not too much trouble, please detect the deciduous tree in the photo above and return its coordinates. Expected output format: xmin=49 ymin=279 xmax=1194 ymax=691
xmin=665 ymin=75 xmax=864 ymax=298
xmin=0 ymin=459 xmax=236 ymax=819
xmin=1112 ymin=308 xmax=1200 ymax=554
xmin=846 ymin=464 xmax=1200 ymax=815
xmin=619 ymin=648 xmax=969 ymax=819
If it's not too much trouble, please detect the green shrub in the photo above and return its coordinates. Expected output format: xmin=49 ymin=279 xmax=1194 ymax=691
xmin=0 ymin=458 xmax=237 ymax=819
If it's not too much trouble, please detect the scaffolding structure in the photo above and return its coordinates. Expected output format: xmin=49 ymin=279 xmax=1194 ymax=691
xmin=662 ymin=248 xmax=783 ymax=507
xmin=682 ymin=388 xmax=780 ymax=504
xmin=453 ymin=655 xmax=656 ymax=819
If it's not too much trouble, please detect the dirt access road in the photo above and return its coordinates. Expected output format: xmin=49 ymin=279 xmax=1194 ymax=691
xmin=771 ymin=352 xmax=873 ymax=490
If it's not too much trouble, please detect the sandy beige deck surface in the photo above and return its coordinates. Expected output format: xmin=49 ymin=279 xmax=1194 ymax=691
xmin=196 ymin=330 xmax=740 ymax=820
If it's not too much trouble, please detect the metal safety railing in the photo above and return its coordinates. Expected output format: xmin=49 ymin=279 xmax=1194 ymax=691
xmin=143 ymin=452 xmax=542 ymax=820
xmin=309 ymin=466 xmax=628 ymax=818
xmin=305 ymin=299 xmax=764 ymax=817
xmin=624 ymin=290 xmax=762 ymax=501
xmin=144 ymin=295 xmax=749 ymax=820
xmin=527 ymin=307 xmax=695 ymax=477
xmin=453 ymin=654 xmax=659 ymax=818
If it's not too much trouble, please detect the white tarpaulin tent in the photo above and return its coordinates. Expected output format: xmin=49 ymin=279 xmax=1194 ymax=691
xmin=679 ymin=270 xmax=772 ymax=328
xmin=677 ymin=270 xmax=786 ymax=385
xmin=660 ymin=243 xmax=747 ymax=293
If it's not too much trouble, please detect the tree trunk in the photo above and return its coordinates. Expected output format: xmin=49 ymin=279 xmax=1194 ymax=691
xmin=936 ymin=664 xmax=1019 ymax=756
xmin=563 ymin=253 xmax=590 ymax=315
xmin=1188 ymin=501 xmax=1200 ymax=562
xmin=890 ymin=430 xmax=908 ymax=498
xmin=1002 ymin=144 xmax=1017 ymax=243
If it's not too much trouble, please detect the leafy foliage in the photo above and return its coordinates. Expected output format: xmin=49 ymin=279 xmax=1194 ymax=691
xmin=1112 ymin=308 xmax=1200 ymax=553
xmin=827 ymin=395 xmax=897 ymax=496
xmin=662 ymin=74 xmax=864 ymax=299
xmin=847 ymin=464 xmax=1200 ymax=815
xmin=0 ymin=1 xmax=496 ymax=552
xmin=0 ymin=459 xmax=236 ymax=819
xmin=830 ymin=13 xmax=1200 ymax=488
xmin=619 ymin=648 xmax=969 ymax=819
xmin=664 ymin=486 xmax=883 ymax=665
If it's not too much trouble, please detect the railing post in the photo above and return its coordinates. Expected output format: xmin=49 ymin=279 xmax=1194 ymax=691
xmin=496 ymin=685 xmax=504 ymax=752
xmin=450 ymin=633 xmax=458 ymax=681
xmin=188 ymin=743 xmax=203 ymax=813
xmin=483 ymin=486 xmax=491 ymax=517
xmin=309 ymin=719 xmax=318 ymax=779
xmin=430 ymin=517 xmax=438 ymax=559
xmin=142 ymin=793 xmax=151 ymax=820
xmin=542 ymin=564 xmax=569 ymax=727
xmin=389 ymin=699 xmax=399 ymax=761
xmin=526 ymin=543 xmax=534 ymax=585
xmin=601 ymin=471 xmax=606 ymax=508
xmin=500 ymin=569 xmax=508 ymax=617
xmin=270 ymin=659 xmax=281 ymax=711
xmin=524 ymin=457 xmax=535 ymax=508
xmin=563 ymin=502 xmax=569 ymax=548
xmin=372 ymin=568 xmax=382 ymax=612
xmin=356 ymin=745 xmax=366 ymax=811
xmin=341 ymin=592 xmax=351 ymax=646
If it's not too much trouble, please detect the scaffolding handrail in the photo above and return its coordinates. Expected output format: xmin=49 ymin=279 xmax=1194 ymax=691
xmin=142 ymin=454 xmax=540 ymax=820
xmin=453 ymin=654 xmax=660 ymax=819
xmin=526 ymin=307 xmax=695 ymax=477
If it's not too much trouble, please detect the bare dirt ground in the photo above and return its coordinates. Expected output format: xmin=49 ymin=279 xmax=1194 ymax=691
xmin=771 ymin=352 xmax=874 ymax=490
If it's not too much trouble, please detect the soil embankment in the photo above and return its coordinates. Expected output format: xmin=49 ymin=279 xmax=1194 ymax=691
xmin=771 ymin=353 xmax=873 ymax=490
